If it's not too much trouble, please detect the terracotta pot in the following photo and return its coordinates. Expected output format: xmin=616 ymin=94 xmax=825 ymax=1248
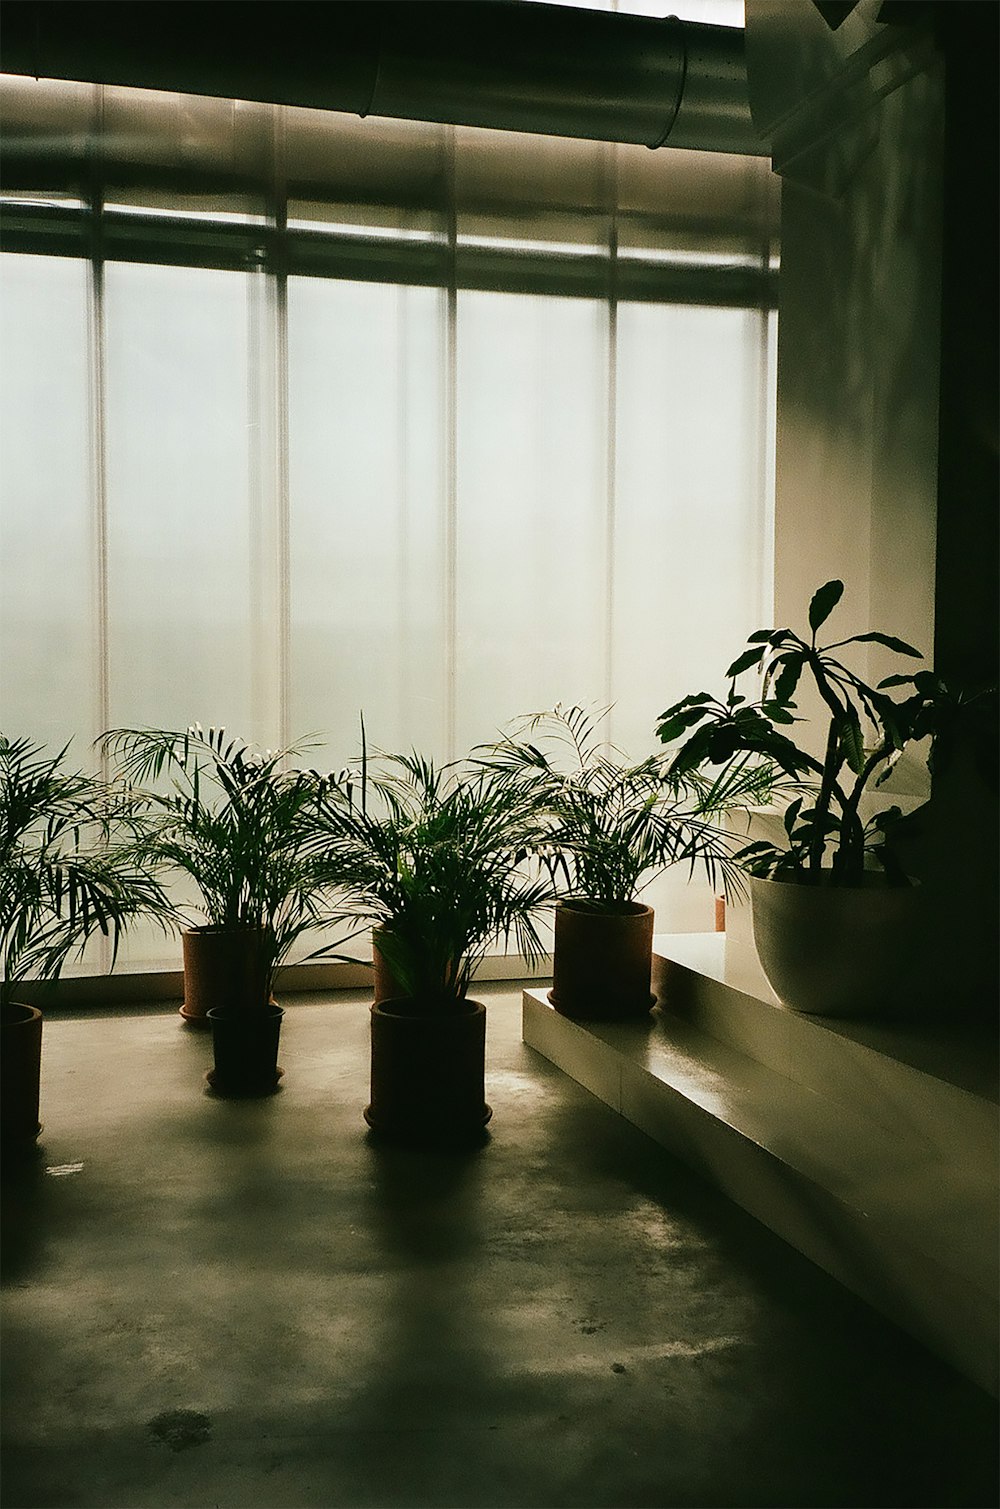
xmin=1 ymin=1003 xmax=43 ymax=1151
xmin=750 ymin=873 xmax=923 ymax=1018
xmin=371 ymin=926 xmax=406 ymax=1004
xmin=181 ymin=926 xmax=269 ymax=1025
xmin=548 ymin=899 xmax=655 ymax=1021
xmin=365 ymin=997 xmax=491 ymax=1143
xmin=206 ymin=1001 xmax=284 ymax=1097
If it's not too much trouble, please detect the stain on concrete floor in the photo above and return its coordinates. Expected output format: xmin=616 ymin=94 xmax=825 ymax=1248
xmin=147 ymin=1409 xmax=212 ymax=1452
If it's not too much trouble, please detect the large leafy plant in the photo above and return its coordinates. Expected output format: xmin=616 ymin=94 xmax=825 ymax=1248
xmin=313 ymin=744 xmax=553 ymax=1011
xmin=1 ymin=733 xmax=171 ymax=1015
xmin=100 ymin=726 xmax=353 ymax=1007
xmin=482 ymin=704 xmax=770 ymax=911
xmin=656 ymin=581 xmax=950 ymax=886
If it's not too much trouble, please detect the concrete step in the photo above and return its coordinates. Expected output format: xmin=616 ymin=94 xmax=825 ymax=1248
xmin=522 ymin=934 xmax=999 ymax=1397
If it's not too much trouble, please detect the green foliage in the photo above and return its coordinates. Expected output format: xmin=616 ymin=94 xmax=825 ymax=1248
xmin=481 ymin=705 xmax=769 ymax=909
xmin=100 ymin=725 xmax=357 ymax=1007
xmin=808 ymin=578 xmax=844 ymax=633
xmin=1 ymin=733 xmax=172 ymax=1014
xmin=655 ymin=582 xmax=959 ymax=886
xmin=310 ymin=743 xmax=553 ymax=1012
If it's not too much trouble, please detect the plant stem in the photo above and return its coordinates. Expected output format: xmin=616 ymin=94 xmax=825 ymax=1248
xmin=809 ymin=657 xmax=848 ymax=878
xmin=836 ymin=741 xmax=890 ymax=878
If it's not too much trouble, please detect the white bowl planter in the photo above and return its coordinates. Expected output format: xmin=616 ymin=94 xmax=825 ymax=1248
xmin=749 ymin=874 xmax=924 ymax=1018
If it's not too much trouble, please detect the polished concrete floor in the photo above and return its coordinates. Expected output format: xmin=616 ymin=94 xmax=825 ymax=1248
xmin=2 ymin=985 xmax=997 ymax=1509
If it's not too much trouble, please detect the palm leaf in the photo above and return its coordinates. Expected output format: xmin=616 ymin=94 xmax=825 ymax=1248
xmin=2 ymin=733 xmax=177 ymax=1008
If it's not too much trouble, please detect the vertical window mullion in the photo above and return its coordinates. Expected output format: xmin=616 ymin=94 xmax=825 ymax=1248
xmin=605 ymin=270 xmax=618 ymax=728
xmin=275 ymin=268 xmax=291 ymax=752
xmin=444 ymin=128 xmax=459 ymax=762
xmin=246 ymin=262 xmax=288 ymax=750
xmin=88 ymin=85 xmax=112 ymax=974
xmin=274 ymin=105 xmax=292 ymax=753
xmin=605 ymin=144 xmax=619 ymax=741
xmin=394 ymin=281 xmax=409 ymax=736
xmin=89 ymin=257 xmax=110 ymax=757
xmin=248 ymin=102 xmax=290 ymax=752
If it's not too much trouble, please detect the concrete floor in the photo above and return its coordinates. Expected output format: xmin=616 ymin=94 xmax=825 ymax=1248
xmin=1 ymin=985 xmax=996 ymax=1509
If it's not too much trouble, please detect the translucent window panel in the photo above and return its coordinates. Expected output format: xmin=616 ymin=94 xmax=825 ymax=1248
xmin=522 ymin=0 xmax=743 ymax=18
xmin=617 ymin=0 xmax=744 ymax=22
xmin=0 ymin=254 xmax=95 ymax=752
xmin=287 ymin=278 xmax=447 ymax=764
xmin=103 ymin=262 xmax=260 ymax=737
xmin=454 ymin=291 xmax=609 ymax=753
xmin=611 ymin=302 xmax=773 ymax=758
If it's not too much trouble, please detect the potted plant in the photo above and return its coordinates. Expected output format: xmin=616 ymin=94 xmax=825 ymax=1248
xmin=313 ymin=744 xmax=552 ymax=1143
xmin=655 ymin=579 xmax=954 ymax=1016
xmin=100 ymin=725 xmax=354 ymax=1096
xmin=1 ymin=733 xmax=171 ymax=1151
xmin=483 ymin=705 xmax=766 ymax=1021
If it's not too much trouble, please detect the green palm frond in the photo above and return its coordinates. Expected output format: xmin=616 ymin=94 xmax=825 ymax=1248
xmin=99 ymin=726 xmax=356 ymax=999
xmin=1 ymin=733 xmax=176 ymax=1011
xmin=309 ymin=746 xmax=554 ymax=1010
xmin=479 ymin=705 xmax=751 ymax=908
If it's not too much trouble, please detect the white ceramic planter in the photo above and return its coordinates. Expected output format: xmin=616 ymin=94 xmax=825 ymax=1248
xmin=749 ymin=874 xmax=923 ymax=1018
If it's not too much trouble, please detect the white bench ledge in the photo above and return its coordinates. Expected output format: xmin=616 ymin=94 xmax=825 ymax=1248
xmin=522 ymin=941 xmax=999 ymax=1397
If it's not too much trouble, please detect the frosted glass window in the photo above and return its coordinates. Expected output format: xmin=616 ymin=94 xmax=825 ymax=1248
xmin=0 ymin=254 xmax=94 ymax=751
xmin=611 ymin=302 xmax=772 ymax=757
xmin=522 ymin=0 xmax=744 ymax=20
xmin=454 ymin=291 xmax=609 ymax=752
xmin=102 ymin=262 xmax=260 ymax=737
xmin=1 ymin=76 xmax=779 ymax=978
xmin=287 ymin=278 xmax=447 ymax=763
xmin=617 ymin=0 xmax=744 ymax=22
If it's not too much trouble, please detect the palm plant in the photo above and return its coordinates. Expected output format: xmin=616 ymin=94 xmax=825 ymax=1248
xmin=313 ymin=744 xmax=553 ymax=1012
xmin=482 ymin=704 xmax=770 ymax=910
xmin=99 ymin=725 xmax=355 ymax=1008
xmin=1 ymin=732 xmax=171 ymax=1015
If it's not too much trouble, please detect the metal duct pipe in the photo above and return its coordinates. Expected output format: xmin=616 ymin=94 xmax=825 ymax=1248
xmin=0 ymin=0 xmax=763 ymax=156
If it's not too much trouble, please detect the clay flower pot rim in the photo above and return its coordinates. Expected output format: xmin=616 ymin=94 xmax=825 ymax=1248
xmin=206 ymin=1001 xmax=283 ymax=1021
xmin=372 ymin=996 xmax=484 ymax=1020
xmin=2 ymin=1001 xmax=42 ymax=1027
xmin=559 ymin=897 xmax=652 ymax=917
xmin=184 ymin=923 xmax=267 ymax=937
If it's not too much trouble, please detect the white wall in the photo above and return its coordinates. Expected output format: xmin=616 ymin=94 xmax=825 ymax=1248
xmin=747 ymin=0 xmax=944 ymax=775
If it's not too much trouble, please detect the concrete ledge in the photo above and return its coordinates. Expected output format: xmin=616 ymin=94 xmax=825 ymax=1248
xmin=522 ymin=941 xmax=999 ymax=1397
